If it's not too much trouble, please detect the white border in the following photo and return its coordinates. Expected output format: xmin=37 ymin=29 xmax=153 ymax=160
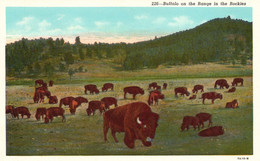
xmin=1 ymin=0 xmax=259 ymax=161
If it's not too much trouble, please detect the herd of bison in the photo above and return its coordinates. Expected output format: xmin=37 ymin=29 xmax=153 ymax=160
xmin=6 ymin=77 xmax=244 ymax=149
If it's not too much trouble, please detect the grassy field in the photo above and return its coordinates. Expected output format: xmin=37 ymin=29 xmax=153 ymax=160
xmin=6 ymin=63 xmax=253 ymax=155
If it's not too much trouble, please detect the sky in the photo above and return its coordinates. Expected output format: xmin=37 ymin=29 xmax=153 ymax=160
xmin=6 ymin=7 xmax=252 ymax=44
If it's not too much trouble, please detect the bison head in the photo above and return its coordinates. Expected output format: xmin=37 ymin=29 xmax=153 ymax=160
xmin=225 ymin=84 xmax=230 ymax=89
xmin=140 ymin=88 xmax=145 ymax=95
xmin=95 ymin=89 xmax=100 ymax=94
xmin=217 ymin=93 xmax=223 ymax=100
xmin=134 ymin=112 xmax=159 ymax=147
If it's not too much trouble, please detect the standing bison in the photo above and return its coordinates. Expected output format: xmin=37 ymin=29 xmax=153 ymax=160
xmin=195 ymin=113 xmax=212 ymax=128
xmin=232 ymin=78 xmax=244 ymax=86
xmin=201 ymin=92 xmax=222 ymax=104
xmin=101 ymin=97 xmax=118 ymax=110
xmin=102 ymin=83 xmax=114 ymax=92
xmin=148 ymin=90 xmax=164 ymax=105
xmin=35 ymin=107 xmax=47 ymax=120
xmin=192 ymin=85 xmax=204 ymax=93
xmin=103 ymin=102 xmax=159 ymax=149
xmin=174 ymin=87 xmax=190 ymax=97
xmin=123 ymin=86 xmax=144 ymax=99
xmin=13 ymin=106 xmax=31 ymax=119
xmin=181 ymin=116 xmax=200 ymax=131
xmin=44 ymin=107 xmax=65 ymax=123
xmin=84 ymin=84 xmax=99 ymax=94
xmin=86 ymin=100 xmax=106 ymax=116
xmin=214 ymin=79 xmax=229 ymax=89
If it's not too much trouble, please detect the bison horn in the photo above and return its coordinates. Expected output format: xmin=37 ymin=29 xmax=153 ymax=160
xmin=137 ymin=117 xmax=142 ymax=124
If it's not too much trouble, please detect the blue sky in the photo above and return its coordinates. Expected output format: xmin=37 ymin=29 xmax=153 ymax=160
xmin=6 ymin=7 xmax=252 ymax=44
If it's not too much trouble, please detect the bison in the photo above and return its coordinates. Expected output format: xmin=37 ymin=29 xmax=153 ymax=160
xmin=148 ymin=82 xmax=158 ymax=90
xmin=49 ymin=95 xmax=58 ymax=104
xmin=214 ymin=79 xmax=229 ymax=89
xmin=84 ymin=84 xmax=99 ymax=94
xmin=198 ymin=126 xmax=224 ymax=137
xmin=181 ymin=116 xmax=200 ymax=131
xmin=103 ymin=102 xmax=159 ymax=149
xmin=123 ymin=86 xmax=144 ymax=99
xmin=86 ymin=100 xmax=105 ymax=116
xmin=69 ymin=100 xmax=79 ymax=114
xmin=225 ymin=99 xmax=239 ymax=109
xmin=174 ymin=87 xmax=190 ymax=97
xmin=227 ymin=87 xmax=236 ymax=93
xmin=13 ymin=106 xmax=31 ymax=119
xmin=148 ymin=90 xmax=164 ymax=105
xmin=163 ymin=83 xmax=167 ymax=90
xmin=192 ymin=85 xmax=204 ymax=93
xmin=74 ymin=96 xmax=88 ymax=105
xmin=35 ymin=79 xmax=44 ymax=86
xmin=232 ymin=78 xmax=244 ymax=86
xmin=189 ymin=95 xmax=196 ymax=100
xmin=201 ymin=92 xmax=222 ymax=104
xmin=59 ymin=96 xmax=75 ymax=108
xmin=102 ymin=83 xmax=114 ymax=92
xmin=101 ymin=97 xmax=118 ymax=110
xmin=35 ymin=107 xmax=47 ymax=120
xmin=49 ymin=80 xmax=54 ymax=87
xmin=44 ymin=107 xmax=65 ymax=123
xmin=195 ymin=113 xmax=212 ymax=128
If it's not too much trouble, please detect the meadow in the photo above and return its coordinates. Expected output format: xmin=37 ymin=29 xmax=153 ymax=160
xmin=6 ymin=63 xmax=253 ymax=155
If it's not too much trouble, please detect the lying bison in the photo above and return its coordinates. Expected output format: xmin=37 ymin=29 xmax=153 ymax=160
xmin=232 ymin=78 xmax=244 ymax=86
xmin=124 ymin=86 xmax=144 ymax=99
xmin=189 ymin=95 xmax=196 ymax=100
xmin=103 ymin=102 xmax=159 ymax=149
xmin=198 ymin=126 xmax=224 ymax=137
xmin=225 ymin=99 xmax=239 ymax=109
xmin=13 ymin=106 xmax=31 ymax=119
xmin=192 ymin=85 xmax=204 ymax=94
xmin=35 ymin=107 xmax=47 ymax=120
xmin=45 ymin=107 xmax=65 ymax=123
xmin=101 ymin=97 xmax=118 ymax=110
xmin=181 ymin=116 xmax=200 ymax=131
xmin=214 ymin=79 xmax=229 ymax=89
xmin=201 ymin=92 xmax=222 ymax=104
xmin=175 ymin=87 xmax=190 ymax=97
xmin=102 ymin=83 xmax=114 ymax=92
xmin=227 ymin=87 xmax=236 ymax=93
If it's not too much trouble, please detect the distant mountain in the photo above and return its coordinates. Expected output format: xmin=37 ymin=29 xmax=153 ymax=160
xmin=6 ymin=16 xmax=252 ymax=76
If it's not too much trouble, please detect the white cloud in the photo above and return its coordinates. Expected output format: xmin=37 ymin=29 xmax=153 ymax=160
xmin=168 ymin=16 xmax=194 ymax=27
xmin=39 ymin=20 xmax=51 ymax=29
xmin=57 ymin=14 xmax=65 ymax=21
xmin=153 ymin=17 xmax=167 ymax=24
xmin=74 ymin=17 xmax=83 ymax=23
xmin=16 ymin=16 xmax=34 ymax=26
xmin=95 ymin=21 xmax=109 ymax=27
xmin=134 ymin=15 xmax=148 ymax=20
xmin=67 ymin=25 xmax=84 ymax=31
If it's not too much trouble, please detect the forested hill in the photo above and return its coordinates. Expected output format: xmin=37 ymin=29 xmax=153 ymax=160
xmin=6 ymin=16 xmax=252 ymax=77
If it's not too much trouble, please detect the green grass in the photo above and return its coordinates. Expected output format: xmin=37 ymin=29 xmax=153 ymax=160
xmin=6 ymin=75 xmax=253 ymax=155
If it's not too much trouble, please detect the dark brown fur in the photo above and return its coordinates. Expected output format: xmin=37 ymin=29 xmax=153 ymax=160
xmin=13 ymin=106 xmax=31 ymax=119
xmin=225 ymin=99 xmax=239 ymax=109
xmin=214 ymin=79 xmax=229 ymax=89
xmin=195 ymin=113 xmax=212 ymax=128
xmin=232 ymin=78 xmax=244 ymax=86
xmin=44 ymin=107 xmax=65 ymax=123
xmin=175 ymin=87 xmax=190 ymax=97
xmin=181 ymin=116 xmax=200 ymax=131
xmin=35 ymin=107 xmax=47 ymax=120
xmin=198 ymin=126 xmax=224 ymax=137
xmin=102 ymin=83 xmax=114 ymax=92
xmin=201 ymin=92 xmax=223 ymax=104
xmin=123 ymin=86 xmax=144 ymax=99
xmin=192 ymin=85 xmax=204 ymax=93
xmin=101 ymin=97 xmax=118 ymax=110
xmin=86 ymin=101 xmax=106 ymax=116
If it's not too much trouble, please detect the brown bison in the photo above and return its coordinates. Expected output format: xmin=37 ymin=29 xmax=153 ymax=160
xmin=6 ymin=105 xmax=14 ymax=117
xmin=103 ymin=102 xmax=159 ymax=149
xmin=69 ymin=100 xmax=79 ymax=114
xmin=33 ymin=88 xmax=51 ymax=103
xmin=148 ymin=90 xmax=164 ymax=105
xmin=214 ymin=79 xmax=229 ymax=89
xmin=124 ymin=86 xmax=144 ymax=99
xmin=232 ymin=78 xmax=244 ymax=86
xmin=192 ymin=85 xmax=204 ymax=93
xmin=44 ymin=107 xmax=65 ymax=123
xmin=102 ymin=83 xmax=114 ymax=92
xmin=35 ymin=79 xmax=44 ymax=86
xmin=49 ymin=96 xmax=58 ymax=104
xmin=84 ymin=84 xmax=99 ymax=94
xmin=101 ymin=97 xmax=118 ymax=110
xmin=154 ymin=85 xmax=161 ymax=90
xmin=225 ymin=99 xmax=239 ymax=109
xmin=175 ymin=87 xmax=190 ymax=97
xmin=198 ymin=126 xmax=224 ymax=137
xmin=227 ymin=87 xmax=236 ymax=93
xmin=59 ymin=96 xmax=75 ymax=108
xmin=201 ymin=92 xmax=223 ymax=104
xmin=35 ymin=107 xmax=47 ymax=120
xmin=49 ymin=80 xmax=54 ymax=87
xmin=148 ymin=82 xmax=158 ymax=90
xmin=181 ymin=116 xmax=200 ymax=131
xmin=86 ymin=101 xmax=105 ymax=116
xmin=59 ymin=96 xmax=88 ymax=114
xmin=74 ymin=96 xmax=88 ymax=105
xmin=189 ymin=95 xmax=196 ymax=100
xmin=163 ymin=83 xmax=167 ymax=90
xmin=195 ymin=113 xmax=212 ymax=128
xmin=13 ymin=106 xmax=31 ymax=119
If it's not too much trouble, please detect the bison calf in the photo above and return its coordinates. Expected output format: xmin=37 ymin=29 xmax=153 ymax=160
xmin=198 ymin=126 xmax=224 ymax=137
xmin=227 ymin=87 xmax=236 ymax=93
xmin=148 ymin=90 xmax=164 ymax=105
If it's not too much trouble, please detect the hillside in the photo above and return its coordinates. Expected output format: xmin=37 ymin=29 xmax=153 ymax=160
xmin=5 ymin=16 xmax=252 ymax=77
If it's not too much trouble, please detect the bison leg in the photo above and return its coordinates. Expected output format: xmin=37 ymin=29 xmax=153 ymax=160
xmin=124 ymin=92 xmax=127 ymax=99
xmin=133 ymin=94 xmax=136 ymax=99
xmin=202 ymin=98 xmax=205 ymax=104
xmin=62 ymin=115 xmax=66 ymax=122
xmin=124 ymin=130 xmax=135 ymax=149
xmin=211 ymin=99 xmax=215 ymax=104
xmin=208 ymin=119 xmax=212 ymax=127
xmin=111 ymin=129 xmax=119 ymax=143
